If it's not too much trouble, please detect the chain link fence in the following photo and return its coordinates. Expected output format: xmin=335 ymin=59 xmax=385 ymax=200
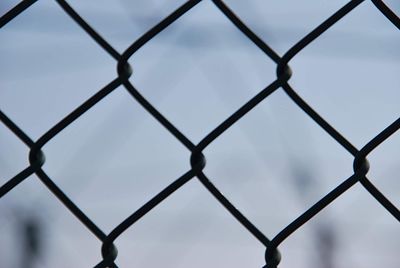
xmin=1 ymin=0 xmax=399 ymax=267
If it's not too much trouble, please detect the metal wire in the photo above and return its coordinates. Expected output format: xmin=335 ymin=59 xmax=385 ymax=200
xmin=0 ymin=0 xmax=399 ymax=267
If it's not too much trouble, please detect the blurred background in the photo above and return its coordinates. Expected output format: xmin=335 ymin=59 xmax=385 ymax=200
xmin=0 ymin=0 xmax=399 ymax=267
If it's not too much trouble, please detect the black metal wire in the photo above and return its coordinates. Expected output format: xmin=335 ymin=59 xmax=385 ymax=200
xmin=0 ymin=0 xmax=399 ymax=267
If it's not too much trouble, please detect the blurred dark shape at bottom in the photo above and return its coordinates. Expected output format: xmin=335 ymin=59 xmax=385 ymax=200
xmin=315 ymin=222 xmax=336 ymax=268
xmin=20 ymin=214 xmax=43 ymax=268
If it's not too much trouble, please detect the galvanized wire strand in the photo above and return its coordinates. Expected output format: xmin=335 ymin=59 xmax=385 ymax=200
xmin=118 ymin=0 xmax=202 ymax=151
xmin=55 ymin=0 xmax=121 ymax=60
xmin=1 ymin=1 xmax=275 ymax=265
xmin=264 ymin=116 xmax=400 ymax=267
xmin=97 ymin=168 xmax=200 ymax=268
xmin=121 ymin=82 xmax=195 ymax=151
xmin=0 ymin=0 xmax=38 ymax=28
xmin=26 ymin=77 xmax=124 ymax=244
xmin=0 ymin=0 xmax=399 ymax=267
xmin=0 ymin=110 xmax=34 ymax=147
xmin=371 ymin=0 xmax=400 ymax=30
xmin=0 ymin=110 xmax=39 ymax=198
xmin=196 ymin=171 xmax=271 ymax=246
xmin=211 ymin=0 xmax=281 ymax=63
xmin=58 ymin=0 xmax=200 ymax=151
xmin=278 ymin=0 xmax=365 ymax=69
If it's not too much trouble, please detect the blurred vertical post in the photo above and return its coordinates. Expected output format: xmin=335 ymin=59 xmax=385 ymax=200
xmin=20 ymin=215 xmax=42 ymax=268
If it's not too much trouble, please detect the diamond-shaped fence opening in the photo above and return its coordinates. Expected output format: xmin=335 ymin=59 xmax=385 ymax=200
xmin=0 ymin=0 xmax=399 ymax=268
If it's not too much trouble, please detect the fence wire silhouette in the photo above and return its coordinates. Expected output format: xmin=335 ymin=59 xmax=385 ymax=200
xmin=0 ymin=0 xmax=399 ymax=267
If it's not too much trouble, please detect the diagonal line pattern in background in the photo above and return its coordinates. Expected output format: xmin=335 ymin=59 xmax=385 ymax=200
xmin=0 ymin=0 xmax=399 ymax=267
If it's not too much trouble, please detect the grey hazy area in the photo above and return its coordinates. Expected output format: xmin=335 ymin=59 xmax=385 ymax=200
xmin=0 ymin=0 xmax=399 ymax=267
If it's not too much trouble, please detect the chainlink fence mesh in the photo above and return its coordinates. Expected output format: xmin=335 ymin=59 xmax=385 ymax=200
xmin=0 ymin=0 xmax=399 ymax=267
